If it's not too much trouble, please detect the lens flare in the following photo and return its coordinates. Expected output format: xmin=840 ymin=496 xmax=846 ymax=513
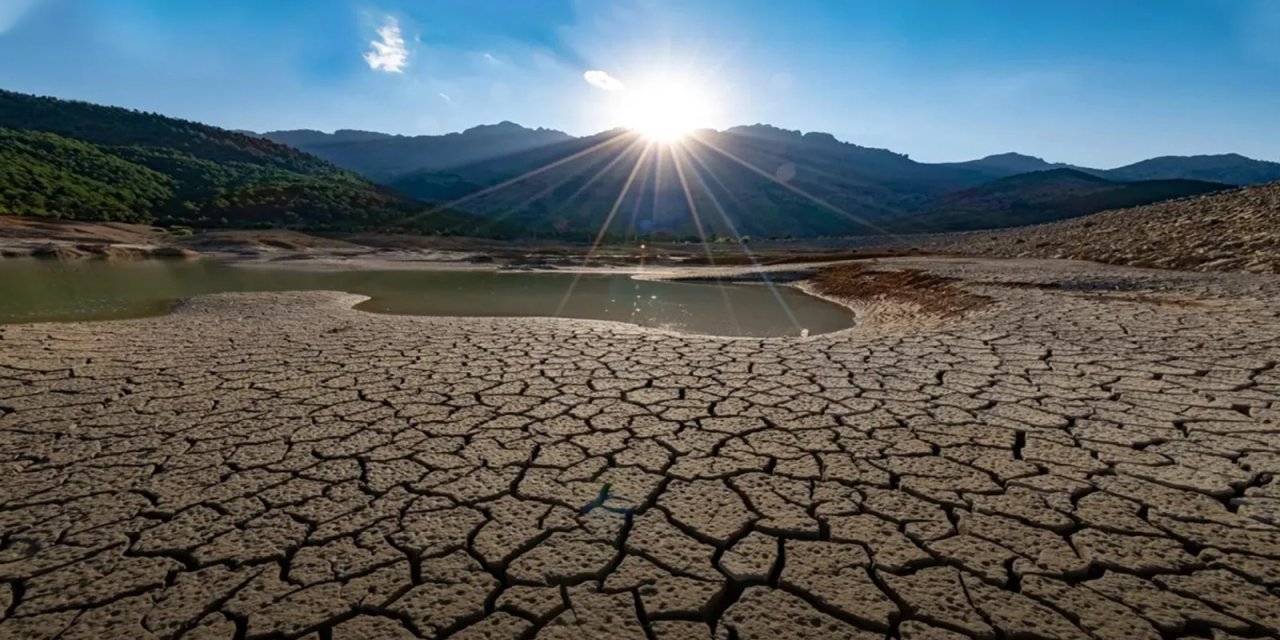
xmin=617 ymin=79 xmax=714 ymax=142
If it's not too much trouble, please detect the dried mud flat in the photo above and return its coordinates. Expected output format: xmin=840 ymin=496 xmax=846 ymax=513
xmin=2 ymin=257 xmax=1280 ymax=640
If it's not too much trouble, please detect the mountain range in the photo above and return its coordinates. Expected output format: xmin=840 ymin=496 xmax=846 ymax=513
xmin=264 ymin=123 xmax=572 ymax=181
xmin=0 ymin=88 xmax=1275 ymax=240
xmin=266 ymin=123 xmax=1280 ymax=188
xmin=264 ymin=122 xmax=1273 ymax=238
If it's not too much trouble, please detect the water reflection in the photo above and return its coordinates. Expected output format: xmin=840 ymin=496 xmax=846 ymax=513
xmin=0 ymin=260 xmax=854 ymax=337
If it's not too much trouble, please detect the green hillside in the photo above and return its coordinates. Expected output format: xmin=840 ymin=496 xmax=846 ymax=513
xmin=0 ymin=90 xmax=482 ymax=234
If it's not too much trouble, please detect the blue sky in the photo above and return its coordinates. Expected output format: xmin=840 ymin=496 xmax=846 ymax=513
xmin=1 ymin=0 xmax=1277 ymax=166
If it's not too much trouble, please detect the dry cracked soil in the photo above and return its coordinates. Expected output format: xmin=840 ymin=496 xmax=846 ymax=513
xmin=2 ymin=257 xmax=1280 ymax=640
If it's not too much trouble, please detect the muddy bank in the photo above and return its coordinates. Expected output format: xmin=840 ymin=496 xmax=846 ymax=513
xmin=0 ymin=215 xmax=924 ymax=270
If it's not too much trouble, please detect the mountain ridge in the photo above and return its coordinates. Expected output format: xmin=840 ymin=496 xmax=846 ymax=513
xmin=261 ymin=123 xmax=573 ymax=180
xmin=264 ymin=122 xmax=1280 ymax=183
xmin=380 ymin=131 xmax=1234 ymax=239
xmin=2 ymin=88 xmax=1272 ymax=239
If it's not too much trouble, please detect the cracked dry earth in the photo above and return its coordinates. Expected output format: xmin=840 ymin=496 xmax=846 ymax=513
xmin=3 ymin=258 xmax=1280 ymax=640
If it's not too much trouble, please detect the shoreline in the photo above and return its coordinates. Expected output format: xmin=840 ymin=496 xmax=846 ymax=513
xmin=0 ymin=254 xmax=882 ymax=339
xmin=0 ymin=251 xmax=1031 ymax=343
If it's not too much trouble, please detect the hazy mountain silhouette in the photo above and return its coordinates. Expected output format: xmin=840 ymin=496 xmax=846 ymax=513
xmin=1102 ymin=153 xmax=1280 ymax=185
xmin=264 ymin=129 xmax=394 ymax=147
xmin=890 ymin=168 xmax=1231 ymax=232
xmin=377 ymin=126 xmax=1264 ymax=238
xmin=936 ymin=152 xmax=1069 ymax=177
xmin=385 ymin=127 xmax=995 ymax=238
xmin=262 ymin=122 xmax=572 ymax=180
xmin=297 ymin=120 xmax=1280 ymax=193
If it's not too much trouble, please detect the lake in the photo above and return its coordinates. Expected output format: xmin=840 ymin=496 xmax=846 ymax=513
xmin=0 ymin=259 xmax=854 ymax=337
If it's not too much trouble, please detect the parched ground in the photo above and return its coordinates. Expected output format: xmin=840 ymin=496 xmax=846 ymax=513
xmin=2 ymin=258 xmax=1280 ymax=639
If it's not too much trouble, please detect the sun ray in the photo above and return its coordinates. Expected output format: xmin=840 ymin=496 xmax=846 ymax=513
xmin=686 ymin=133 xmax=900 ymax=237
xmin=382 ymin=131 xmax=635 ymax=233
xmin=543 ymin=135 xmax=648 ymax=228
xmin=473 ymin=133 xmax=648 ymax=236
xmin=669 ymin=142 xmax=742 ymax=332
xmin=553 ymin=142 xmax=656 ymax=318
xmin=676 ymin=143 xmax=803 ymax=332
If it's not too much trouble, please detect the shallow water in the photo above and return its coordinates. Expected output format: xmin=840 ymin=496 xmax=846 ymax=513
xmin=0 ymin=260 xmax=854 ymax=337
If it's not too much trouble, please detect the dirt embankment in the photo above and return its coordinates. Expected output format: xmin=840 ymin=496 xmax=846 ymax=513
xmin=902 ymin=181 xmax=1280 ymax=274
xmin=807 ymin=262 xmax=991 ymax=316
xmin=12 ymin=177 xmax=1279 ymax=275
xmin=0 ymin=215 xmax=915 ymax=268
xmin=0 ymin=216 xmax=199 ymax=259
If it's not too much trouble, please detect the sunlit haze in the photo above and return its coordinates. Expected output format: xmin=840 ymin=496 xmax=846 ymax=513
xmin=615 ymin=78 xmax=718 ymax=142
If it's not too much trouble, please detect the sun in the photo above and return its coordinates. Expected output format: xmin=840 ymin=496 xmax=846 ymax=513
xmin=618 ymin=79 xmax=715 ymax=143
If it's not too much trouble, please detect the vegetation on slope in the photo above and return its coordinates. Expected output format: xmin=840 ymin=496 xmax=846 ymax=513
xmin=0 ymin=128 xmax=172 ymax=223
xmin=0 ymin=90 xmax=485 ymax=234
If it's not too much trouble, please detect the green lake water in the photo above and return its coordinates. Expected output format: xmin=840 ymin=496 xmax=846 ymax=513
xmin=0 ymin=259 xmax=854 ymax=337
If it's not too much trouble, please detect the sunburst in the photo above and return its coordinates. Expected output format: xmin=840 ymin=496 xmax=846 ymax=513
xmin=617 ymin=78 xmax=715 ymax=143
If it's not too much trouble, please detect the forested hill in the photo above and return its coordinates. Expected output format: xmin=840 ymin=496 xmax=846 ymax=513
xmin=0 ymin=90 xmax=483 ymax=234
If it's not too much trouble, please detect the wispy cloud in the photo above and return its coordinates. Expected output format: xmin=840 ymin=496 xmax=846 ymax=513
xmin=583 ymin=69 xmax=625 ymax=91
xmin=0 ymin=0 xmax=43 ymax=34
xmin=438 ymin=92 xmax=452 ymax=103
xmin=482 ymin=52 xmax=500 ymax=65
xmin=364 ymin=17 xmax=408 ymax=73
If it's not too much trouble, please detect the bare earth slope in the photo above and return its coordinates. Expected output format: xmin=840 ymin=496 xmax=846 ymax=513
xmin=2 ymin=258 xmax=1280 ymax=638
xmin=938 ymin=181 xmax=1280 ymax=273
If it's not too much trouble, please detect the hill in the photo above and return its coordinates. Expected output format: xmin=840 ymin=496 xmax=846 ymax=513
xmin=0 ymin=90 xmax=483 ymax=234
xmin=261 ymin=122 xmax=573 ymax=180
xmin=934 ymin=152 xmax=1067 ymax=177
xmin=892 ymin=168 xmax=1230 ymax=232
xmin=935 ymin=181 xmax=1280 ymax=273
xmin=1102 ymin=153 xmax=1280 ymax=185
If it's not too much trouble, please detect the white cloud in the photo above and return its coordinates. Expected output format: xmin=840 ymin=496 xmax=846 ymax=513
xmin=438 ymin=92 xmax=452 ymax=103
xmin=363 ymin=17 xmax=408 ymax=73
xmin=482 ymin=52 xmax=500 ymax=65
xmin=583 ymin=69 xmax=625 ymax=91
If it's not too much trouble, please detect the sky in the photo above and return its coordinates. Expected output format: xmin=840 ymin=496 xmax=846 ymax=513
xmin=1 ymin=0 xmax=1278 ymax=167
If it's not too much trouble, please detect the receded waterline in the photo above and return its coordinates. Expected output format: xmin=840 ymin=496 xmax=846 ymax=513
xmin=0 ymin=260 xmax=855 ymax=337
